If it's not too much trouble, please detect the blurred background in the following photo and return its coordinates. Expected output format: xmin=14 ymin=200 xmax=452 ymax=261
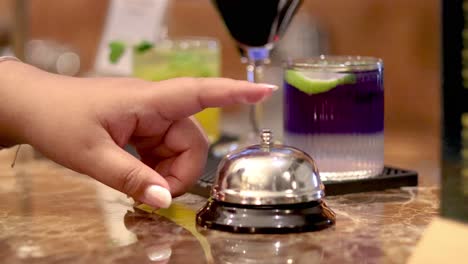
xmin=0 ymin=0 xmax=440 ymax=183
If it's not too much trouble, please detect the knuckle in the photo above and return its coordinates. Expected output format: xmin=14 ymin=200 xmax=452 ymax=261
xmin=189 ymin=118 xmax=210 ymax=149
xmin=119 ymin=166 xmax=145 ymax=197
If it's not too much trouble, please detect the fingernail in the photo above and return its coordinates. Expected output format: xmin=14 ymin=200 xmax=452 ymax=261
xmin=258 ymin=83 xmax=279 ymax=91
xmin=143 ymin=185 xmax=172 ymax=208
xmin=146 ymin=245 xmax=172 ymax=261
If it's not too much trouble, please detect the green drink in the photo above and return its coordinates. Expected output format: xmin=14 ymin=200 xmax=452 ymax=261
xmin=133 ymin=38 xmax=221 ymax=142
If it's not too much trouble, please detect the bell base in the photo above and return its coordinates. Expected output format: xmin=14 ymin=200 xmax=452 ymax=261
xmin=196 ymin=199 xmax=335 ymax=234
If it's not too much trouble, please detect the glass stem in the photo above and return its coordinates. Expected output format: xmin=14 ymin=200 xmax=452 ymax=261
xmin=246 ymin=63 xmax=264 ymax=134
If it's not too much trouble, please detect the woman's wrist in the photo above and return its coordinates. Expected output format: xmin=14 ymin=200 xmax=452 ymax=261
xmin=0 ymin=59 xmax=47 ymax=148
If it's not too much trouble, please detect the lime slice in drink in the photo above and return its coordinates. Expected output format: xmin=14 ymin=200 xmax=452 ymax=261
xmin=285 ymin=69 xmax=356 ymax=95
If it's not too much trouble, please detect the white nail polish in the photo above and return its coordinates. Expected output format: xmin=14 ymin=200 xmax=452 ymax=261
xmin=144 ymin=185 xmax=172 ymax=208
xmin=259 ymin=83 xmax=279 ymax=91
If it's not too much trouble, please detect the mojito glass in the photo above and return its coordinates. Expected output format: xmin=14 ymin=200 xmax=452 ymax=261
xmin=133 ymin=37 xmax=221 ymax=142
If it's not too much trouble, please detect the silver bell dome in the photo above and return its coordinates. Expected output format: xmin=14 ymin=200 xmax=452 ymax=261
xmin=211 ymin=129 xmax=325 ymax=205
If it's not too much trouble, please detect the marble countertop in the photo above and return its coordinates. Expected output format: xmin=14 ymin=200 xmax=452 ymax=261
xmin=0 ymin=126 xmax=440 ymax=263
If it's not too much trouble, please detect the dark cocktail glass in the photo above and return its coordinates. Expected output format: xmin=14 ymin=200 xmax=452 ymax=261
xmin=211 ymin=0 xmax=303 ymax=150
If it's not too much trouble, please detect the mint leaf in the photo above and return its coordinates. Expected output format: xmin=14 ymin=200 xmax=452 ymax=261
xmin=109 ymin=41 xmax=126 ymax=64
xmin=134 ymin=41 xmax=154 ymax=54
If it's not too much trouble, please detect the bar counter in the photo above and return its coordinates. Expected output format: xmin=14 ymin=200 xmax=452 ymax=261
xmin=0 ymin=128 xmax=439 ymax=263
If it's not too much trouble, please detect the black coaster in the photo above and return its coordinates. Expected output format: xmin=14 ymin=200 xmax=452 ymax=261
xmin=196 ymin=199 xmax=335 ymax=234
xmin=190 ymin=134 xmax=419 ymax=197
xmin=324 ymin=167 xmax=418 ymax=195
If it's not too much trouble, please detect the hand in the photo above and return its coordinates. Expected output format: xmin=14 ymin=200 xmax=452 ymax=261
xmin=0 ymin=61 xmax=276 ymax=208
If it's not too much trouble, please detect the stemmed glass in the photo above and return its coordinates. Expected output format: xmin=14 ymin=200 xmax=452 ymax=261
xmin=211 ymin=0 xmax=303 ymax=153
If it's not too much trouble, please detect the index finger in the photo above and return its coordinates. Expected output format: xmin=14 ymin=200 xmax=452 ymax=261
xmin=149 ymin=77 xmax=277 ymax=120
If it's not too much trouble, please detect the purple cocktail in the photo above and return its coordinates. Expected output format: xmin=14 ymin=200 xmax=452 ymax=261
xmin=283 ymin=57 xmax=384 ymax=180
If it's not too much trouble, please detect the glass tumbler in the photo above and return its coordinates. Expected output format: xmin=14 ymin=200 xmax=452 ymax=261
xmin=133 ymin=37 xmax=221 ymax=143
xmin=283 ymin=56 xmax=384 ymax=181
